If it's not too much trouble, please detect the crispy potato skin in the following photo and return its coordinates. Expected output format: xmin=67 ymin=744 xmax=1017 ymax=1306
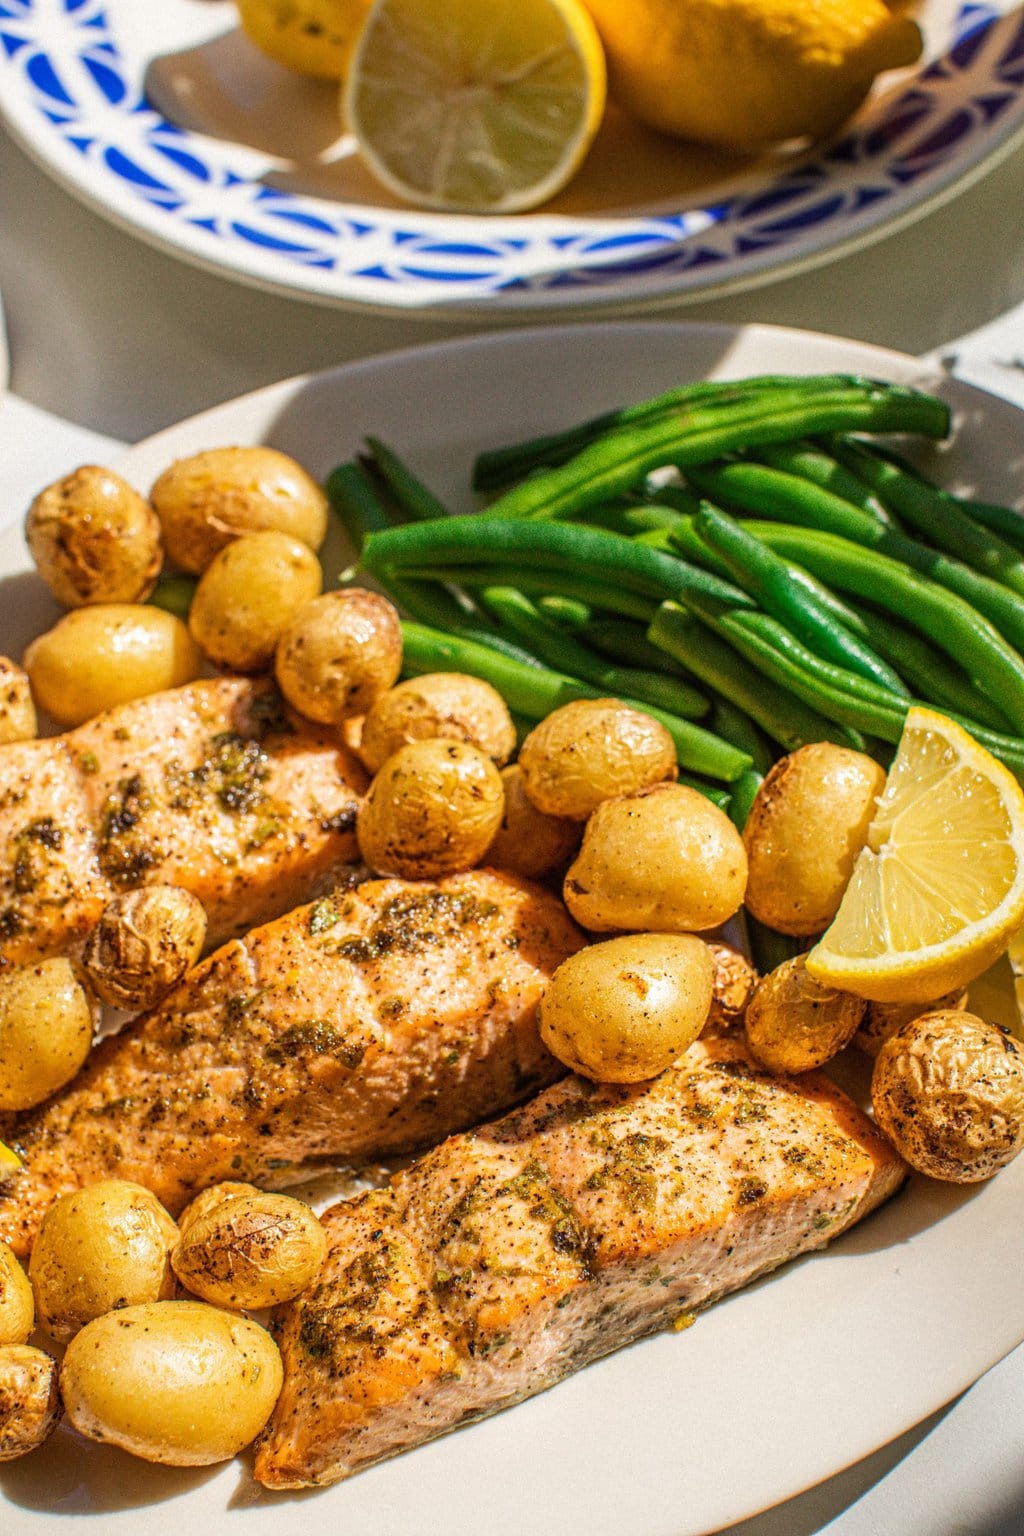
xmin=0 ymin=1346 xmax=61 ymax=1461
xmin=518 ymin=699 xmax=676 ymax=821
xmin=703 ymin=941 xmax=758 ymax=1035
xmin=357 ymin=739 xmax=505 ymax=880
xmin=274 ymin=589 xmax=403 ymax=726
xmin=0 ymin=958 xmax=96 ymax=1112
xmin=24 ymin=605 xmax=202 ymax=726
xmin=744 ymin=954 xmax=865 ymax=1075
xmin=485 ymin=764 xmax=582 ymax=880
xmin=0 ymin=1242 xmax=33 ymax=1347
xmin=855 ymin=989 xmax=968 ymax=1058
xmin=0 ymin=658 xmax=37 ymax=745
xmin=25 ymin=465 xmax=162 ymax=608
xmin=358 ymin=672 xmax=515 ymax=775
xmin=172 ymin=1186 xmax=328 ymax=1310
xmin=83 ymin=886 xmax=207 ymax=1012
xmin=188 ymin=530 xmax=323 ymax=673
xmin=743 ymin=744 xmax=885 ymax=937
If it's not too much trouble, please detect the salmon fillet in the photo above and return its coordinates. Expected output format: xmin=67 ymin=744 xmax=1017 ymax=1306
xmin=0 ymin=868 xmax=583 ymax=1254
xmin=255 ymin=1034 xmax=906 ymax=1488
xmin=0 ymin=677 xmax=367 ymax=970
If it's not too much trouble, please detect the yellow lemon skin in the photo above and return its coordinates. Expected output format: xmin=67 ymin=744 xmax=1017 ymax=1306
xmin=236 ymin=0 xmax=373 ymax=80
xmin=581 ymin=0 xmax=923 ymax=149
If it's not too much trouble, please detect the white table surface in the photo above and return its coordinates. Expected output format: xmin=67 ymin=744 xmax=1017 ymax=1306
xmin=4 ymin=114 xmax=1024 ymax=1536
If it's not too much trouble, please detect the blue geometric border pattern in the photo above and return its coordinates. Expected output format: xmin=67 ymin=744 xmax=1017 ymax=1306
xmin=0 ymin=0 xmax=1021 ymax=304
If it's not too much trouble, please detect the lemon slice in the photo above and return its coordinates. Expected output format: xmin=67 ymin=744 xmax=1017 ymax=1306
xmin=0 ymin=1141 xmax=21 ymax=1174
xmin=806 ymin=708 xmax=1024 ymax=1004
xmin=344 ymin=0 xmax=607 ymax=213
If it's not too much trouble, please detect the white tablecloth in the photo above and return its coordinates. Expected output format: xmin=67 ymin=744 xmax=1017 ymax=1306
xmin=3 ymin=116 xmax=1024 ymax=1536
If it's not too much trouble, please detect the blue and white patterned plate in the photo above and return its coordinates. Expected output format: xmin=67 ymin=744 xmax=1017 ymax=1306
xmin=1 ymin=0 xmax=1023 ymax=314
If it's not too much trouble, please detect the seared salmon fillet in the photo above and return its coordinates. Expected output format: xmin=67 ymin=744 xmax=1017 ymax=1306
xmin=255 ymin=1034 xmax=906 ymax=1488
xmin=0 ymin=677 xmax=367 ymax=969
xmin=0 ymin=869 xmax=583 ymax=1254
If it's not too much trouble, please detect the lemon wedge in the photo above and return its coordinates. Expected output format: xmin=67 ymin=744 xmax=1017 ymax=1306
xmin=806 ymin=708 xmax=1024 ymax=1004
xmin=236 ymin=0 xmax=373 ymax=81
xmin=344 ymin=0 xmax=607 ymax=213
xmin=0 ymin=1141 xmax=21 ymax=1174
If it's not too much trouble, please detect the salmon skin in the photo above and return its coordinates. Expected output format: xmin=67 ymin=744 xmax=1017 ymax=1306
xmin=255 ymin=1034 xmax=906 ymax=1489
xmin=0 ymin=677 xmax=368 ymax=970
xmin=0 ymin=869 xmax=583 ymax=1255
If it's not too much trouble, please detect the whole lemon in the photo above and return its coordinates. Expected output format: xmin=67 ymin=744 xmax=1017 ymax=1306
xmin=236 ymin=0 xmax=373 ymax=80
xmin=581 ymin=0 xmax=923 ymax=149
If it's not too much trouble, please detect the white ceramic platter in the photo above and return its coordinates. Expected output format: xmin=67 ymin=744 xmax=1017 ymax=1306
xmin=1 ymin=1 xmax=1023 ymax=314
xmin=2 ymin=321 xmax=1024 ymax=1535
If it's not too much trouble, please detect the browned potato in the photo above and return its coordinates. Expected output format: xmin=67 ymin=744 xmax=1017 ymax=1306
xmin=60 ymin=1300 xmax=282 ymax=1466
xmin=484 ymin=763 xmax=582 ymax=880
xmin=743 ymin=744 xmax=886 ymax=936
xmin=24 ymin=604 xmax=202 ymax=726
xmin=172 ymin=1185 xmax=328 ymax=1309
xmin=872 ymin=1010 xmax=1024 ymax=1181
xmin=357 ymin=738 xmax=505 ymax=879
xmin=358 ymin=672 xmax=515 ymax=775
xmin=744 ymin=954 xmax=865 ymax=1074
xmin=82 ymin=885 xmax=207 ymax=1012
xmin=25 ymin=464 xmax=162 ymax=607
xmin=538 ymin=932 xmax=714 ymax=1082
xmin=518 ymin=698 xmax=677 ymax=821
xmin=0 ymin=958 xmax=96 ymax=1111
xmin=188 ymin=529 xmax=323 ymax=672
xmin=0 ymin=658 xmax=36 ymax=744
xmin=563 ymin=782 xmax=747 ymax=933
xmin=29 ymin=1180 xmax=178 ymax=1341
xmin=151 ymin=445 xmax=328 ymax=574
xmin=855 ymin=988 xmax=968 ymax=1058
xmin=0 ymin=1346 xmax=61 ymax=1461
xmin=703 ymin=941 xmax=759 ymax=1034
xmin=275 ymin=588 xmax=403 ymax=725
xmin=0 ymin=1242 xmax=33 ymax=1347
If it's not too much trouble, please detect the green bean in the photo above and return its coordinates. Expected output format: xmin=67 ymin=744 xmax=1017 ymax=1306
xmin=648 ymin=602 xmax=863 ymax=752
xmin=678 ymin=777 xmax=734 ymax=813
xmin=743 ymin=912 xmax=805 ymax=975
xmin=393 ymin=563 xmax=660 ymax=622
xmin=727 ymin=768 xmax=764 ymax=832
xmin=536 ymin=594 xmax=593 ymax=629
xmin=147 ymin=573 xmax=196 ymax=620
xmin=686 ymin=459 xmax=889 ymax=541
xmin=482 ymin=377 xmax=950 ymax=522
xmin=744 ymin=523 xmax=1024 ymax=734
xmin=325 ymin=460 xmax=396 ymax=552
xmin=748 ymin=440 xmax=892 ymax=521
xmin=361 ymin=438 xmax=451 ymax=522
xmin=828 ymin=435 xmax=1024 ymax=597
xmin=710 ymin=697 xmax=775 ymax=776
xmin=694 ymin=504 xmax=909 ymax=696
xmin=581 ymin=618 xmax=700 ymax=679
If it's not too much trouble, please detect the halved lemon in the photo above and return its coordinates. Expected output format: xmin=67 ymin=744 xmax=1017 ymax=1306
xmin=344 ymin=0 xmax=607 ymax=213
xmin=0 ymin=1141 xmax=21 ymax=1175
xmin=806 ymin=708 xmax=1024 ymax=1004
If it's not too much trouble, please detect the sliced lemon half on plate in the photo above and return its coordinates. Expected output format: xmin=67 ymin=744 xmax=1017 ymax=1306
xmin=344 ymin=0 xmax=607 ymax=213
xmin=807 ymin=708 xmax=1024 ymax=1004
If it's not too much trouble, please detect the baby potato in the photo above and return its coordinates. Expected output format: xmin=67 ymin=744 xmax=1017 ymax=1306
xmin=25 ymin=464 xmax=163 ymax=607
xmin=855 ymin=988 xmax=967 ymax=1058
xmin=0 ymin=1243 xmax=33 ymax=1347
xmin=83 ymin=885 xmax=207 ymax=1013
xmin=188 ymin=529 xmax=323 ymax=672
xmin=0 ymin=1346 xmax=61 ymax=1462
xmin=872 ymin=1010 xmax=1024 ymax=1181
xmin=539 ymin=933 xmax=714 ymax=1082
xmin=60 ymin=1300 xmax=283 ymax=1466
xmin=0 ymin=657 xmax=36 ymax=744
xmin=357 ymin=738 xmax=505 ymax=880
xmin=0 ymin=958 xmax=96 ymax=1112
xmin=564 ymin=782 xmax=747 ymax=933
xmin=151 ymin=445 xmax=328 ymax=574
xmin=744 ymin=954 xmax=866 ymax=1075
xmin=518 ymin=698 xmax=677 ymax=821
xmin=743 ymin=743 xmax=885 ymax=936
xmin=484 ymin=764 xmax=582 ymax=880
xmin=29 ymin=1180 xmax=178 ymax=1342
xmin=172 ymin=1186 xmax=328 ymax=1310
xmin=274 ymin=588 xmax=403 ymax=725
xmin=24 ymin=604 xmax=202 ymax=726
xmin=358 ymin=671 xmax=516 ymax=775
xmin=703 ymin=941 xmax=759 ymax=1035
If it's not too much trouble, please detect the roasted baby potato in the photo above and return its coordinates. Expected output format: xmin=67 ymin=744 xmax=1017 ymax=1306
xmin=25 ymin=464 xmax=163 ymax=607
xmin=0 ymin=1243 xmax=33 ymax=1348
xmin=518 ymin=698 xmax=677 ymax=821
xmin=872 ymin=1010 xmax=1024 ymax=1181
xmin=855 ymin=988 xmax=968 ymax=1058
xmin=60 ymin=1300 xmax=283 ymax=1466
xmin=0 ymin=1346 xmax=61 ymax=1462
xmin=274 ymin=588 xmax=403 ymax=725
xmin=0 ymin=657 xmax=37 ymax=745
xmin=151 ymin=445 xmax=328 ymax=574
xmin=0 ymin=958 xmax=96 ymax=1112
xmin=24 ymin=604 xmax=202 ymax=726
xmin=483 ymin=764 xmax=582 ymax=880
xmin=704 ymin=941 xmax=759 ymax=1034
xmin=742 ymin=743 xmax=885 ymax=936
xmin=538 ymin=932 xmax=714 ymax=1082
xmin=358 ymin=671 xmax=516 ymax=775
xmin=357 ymin=738 xmax=505 ymax=880
xmin=29 ymin=1180 xmax=178 ymax=1342
xmin=82 ymin=885 xmax=207 ymax=1013
xmin=188 ymin=529 xmax=323 ymax=672
xmin=172 ymin=1184 xmax=328 ymax=1310
xmin=744 ymin=953 xmax=866 ymax=1075
xmin=563 ymin=782 xmax=747 ymax=933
